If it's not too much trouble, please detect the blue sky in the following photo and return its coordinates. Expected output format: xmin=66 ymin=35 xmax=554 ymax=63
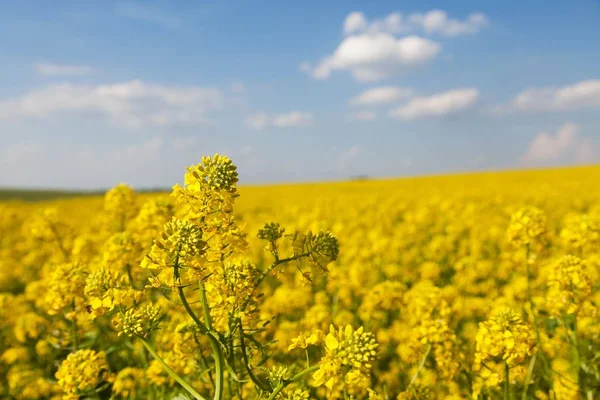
xmin=0 ymin=0 xmax=599 ymax=189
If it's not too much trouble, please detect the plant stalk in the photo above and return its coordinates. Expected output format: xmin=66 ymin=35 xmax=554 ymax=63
xmin=139 ymin=338 xmax=207 ymax=400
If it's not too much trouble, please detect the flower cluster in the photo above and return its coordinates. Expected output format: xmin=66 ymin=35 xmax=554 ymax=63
xmin=55 ymin=349 xmax=112 ymax=398
xmin=141 ymin=218 xmax=207 ymax=285
xmin=84 ymin=267 xmax=141 ymax=318
xmin=546 ymin=255 xmax=592 ymax=315
xmin=312 ymin=325 xmax=378 ymax=397
xmin=475 ymin=308 xmax=535 ymax=367
xmin=116 ymin=304 xmax=161 ymax=337
xmin=506 ymin=206 xmax=547 ymax=247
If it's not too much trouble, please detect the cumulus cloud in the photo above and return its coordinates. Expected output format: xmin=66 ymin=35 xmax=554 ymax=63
xmin=0 ymin=80 xmax=223 ymax=129
xmin=245 ymin=111 xmax=313 ymax=130
xmin=522 ymin=123 xmax=597 ymax=165
xmin=35 ymin=62 xmax=94 ymax=76
xmin=351 ymin=110 xmax=377 ymax=121
xmin=304 ymin=8 xmax=487 ymax=82
xmin=389 ymin=88 xmax=479 ymax=119
xmin=344 ymin=12 xmax=369 ymax=35
xmin=336 ymin=145 xmax=360 ymax=169
xmin=342 ymin=10 xmax=488 ymax=37
xmin=350 ymin=86 xmax=412 ymax=105
xmin=502 ymin=80 xmax=600 ymax=113
xmin=409 ymin=10 xmax=488 ymax=37
xmin=306 ymin=33 xmax=440 ymax=82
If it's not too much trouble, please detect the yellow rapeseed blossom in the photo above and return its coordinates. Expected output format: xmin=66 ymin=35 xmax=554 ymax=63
xmin=546 ymin=255 xmax=592 ymax=315
xmin=506 ymin=206 xmax=547 ymax=248
xmin=55 ymin=349 xmax=112 ymax=398
xmin=112 ymin=367 xmax=147 ymax=399
xmin=141 ymin=217 xmax=207 ymax=285
xmin=475 ymin=308 xmax=535 ymax=367
xmin=116 ymin=304 xmax=161 ymax=337
xmin=312 ymin=324 xmax=378 ymax=397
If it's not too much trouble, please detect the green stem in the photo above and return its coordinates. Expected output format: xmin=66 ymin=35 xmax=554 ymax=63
xmin=255 ymin=253 xmax=309 ymax=288
xmin=266 ymin=365 xmax=319 ymax=400
xmin=172 ymin=246 xmax=223 ymax=400
xmin=71 ymin=301 xmax=79 ymax=350
xmin=571 ymin=318 xmax=587 ymax=396
xmin=525 ymin=245 xmax=539 ymax=341
xmin=522 ymin=353 xmax=537 ymax=400
xmin=198 ymin=281 xmax=214 ymax=330
xmin=139 ymin=338 xmax=207 ymax=400
xmin=199 ymin=281 xmax=224 ymax=400
xmin=238 ymin=320 xmax=270 ymax=392
xmin=525 ymin=244 xmax=554 ymax=388
xmin=505 ymin=362 xmax=510 ymax=400
xmin=173 ymin=251 xmax=206 ymax=331
xmin=408 ymin=344 xmax=432 ymax=388
xmin=49 ymin=222 xmax=69 ymax=260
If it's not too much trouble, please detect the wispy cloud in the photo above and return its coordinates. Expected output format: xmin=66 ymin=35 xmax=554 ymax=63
xmin=522 ymin=123 xmax=597 ymax=165
xmin=351 ymin=111 xmax=377 ymax=122
xmin=350 ymin=86 xmax=412 ymax=106
xmin=389 ymin=88 xmax=479 ymax=120
xmin=496 ymin=79 xmax=600 ymax=114
xmin=115 ymin=3 xmax=182 ymax=28
xmin=343 ymin=10 xmax=488 ymax=37
xmin=35 ymin=62 xmax=94 ymax=76
xmin=245 ymin=111 xmax=314 ymax=130
xmin=0 ymin=80 xmax=222 ymax=129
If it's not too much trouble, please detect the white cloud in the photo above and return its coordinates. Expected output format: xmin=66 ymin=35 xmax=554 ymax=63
xmin=0 ymin=80 xmax=223 ymax=129
xmin=304 ymin=9 xmax=487 ymax=82
xmin=115 ymin=3 xmax=181 ymax=28
xmin=351 ymin=111 xmax=377 ymax=121
xmin=504 ymin=80 xmax=600 ymax=112
xmin=344 ymin=12 xmax=368 ymax=35
xmin=336 ymin=145 xmax=360 ymax=169
xmin=366 ymin=13 xmax=408 ymax=35
xmin=245 ymin=111 xmax=313 ymax=130
xmin=35 ymin=62 xmax=94 ymax=76
xmin=245 ymin=113 xmax=269 ymax=130
xmin=272 ymin=112 xmax=313 ymax=128
xmin=409 ymin=10 xmax=488 ymax=37
xmin=341 ymin=10 xmax=487 ymax=37
xmin=389 ymin=88 xmax=479 ymax=119
xmin=351 ymin=86 xmax=412 ymax=105
xmin=306 ymin=33 xmax=440 ymax=82
xmin=522 ymin=123 xmax=597 ymax=165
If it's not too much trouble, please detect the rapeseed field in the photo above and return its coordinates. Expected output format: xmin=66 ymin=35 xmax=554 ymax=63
xmin=1 ymin=155 xmax=599 ymax=399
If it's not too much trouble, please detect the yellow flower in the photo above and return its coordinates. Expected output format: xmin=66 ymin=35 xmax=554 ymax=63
xmin=546 ymin=255 xmax=591 ymax=315
xmin=113 ymin=367 xmax=146 ymax=399
xmin=140 ymin=217 xmax=207 ymax=282
xmin=475 ymin=308 xmax=535 ymax=369
xmin=506 ymin=206 xmax=547 ymax=247
xmin=115 ymin=304 xmax=161 ymax=337
xmin=312 ymin=325 xmax=378 ymax=395
xmin=55 ymin=349 xmax=112 ymax=397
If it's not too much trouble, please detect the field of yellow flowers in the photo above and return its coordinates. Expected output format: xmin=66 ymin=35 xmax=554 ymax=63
xmin=1 ymin=155 xmax=599 ymax=400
